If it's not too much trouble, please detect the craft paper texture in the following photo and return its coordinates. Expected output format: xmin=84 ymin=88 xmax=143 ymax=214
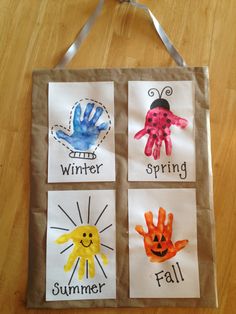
xmin=48 ymin=82 xmax=115 ymax=182
xmin=128 ymin=81 xmax=195 ymax=181
xmin=46 ymin=190 xmax=116 ymax=301
xmin=129 ymin=189 xmax=200 ymax=298
xmin=28 ymin=68 xmax=217 ymax=308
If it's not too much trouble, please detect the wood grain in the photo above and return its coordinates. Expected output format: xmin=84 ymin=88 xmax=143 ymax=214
xmin=0 ymin=0 xmax=235 ymax=313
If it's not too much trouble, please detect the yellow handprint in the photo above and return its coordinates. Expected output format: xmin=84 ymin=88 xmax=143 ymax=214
xmin=56 ymin=225 xmax=108 ymax=280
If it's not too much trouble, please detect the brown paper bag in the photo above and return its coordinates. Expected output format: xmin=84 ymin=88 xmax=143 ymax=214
xmin=27 ymin=67 xmax=217 ymax=308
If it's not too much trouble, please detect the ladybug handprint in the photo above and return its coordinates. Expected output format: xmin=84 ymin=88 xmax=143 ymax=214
xmin=134 ymin=87 xmax=188 ymax=160
xmin=53 ymin=101 xmax=111 ymax=160
xmin=135 ymin=207 xmax=188 ymax=263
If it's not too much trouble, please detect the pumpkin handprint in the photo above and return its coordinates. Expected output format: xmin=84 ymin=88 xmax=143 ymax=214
xmin=135 ymin=207 xmax=188 ymax=263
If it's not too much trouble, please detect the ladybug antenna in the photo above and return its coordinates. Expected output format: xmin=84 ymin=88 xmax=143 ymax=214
xmin=160 ymin=86 xmax=173 ymax=98
xmin=148 ymin=86 xmax=172 ymax=111
xmin=148 ymin=88 xmax=161 ymax=99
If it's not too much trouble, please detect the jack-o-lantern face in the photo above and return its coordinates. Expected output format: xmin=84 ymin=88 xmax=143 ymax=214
xmin=135 ymin=207 xmax=188 ymax=263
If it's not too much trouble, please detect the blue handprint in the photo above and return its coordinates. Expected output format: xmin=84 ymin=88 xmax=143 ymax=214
xmin=56 ymin=102 xmax=108 ymax=151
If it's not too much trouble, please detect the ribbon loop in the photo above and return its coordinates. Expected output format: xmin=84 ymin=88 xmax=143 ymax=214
xmin=55 ymin=0 xmax=186 ymax=68
xmin=55 ymin=0 xmax=105 ymax=69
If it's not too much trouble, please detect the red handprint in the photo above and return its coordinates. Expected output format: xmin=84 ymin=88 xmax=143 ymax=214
xmin=135 ymin=207 xmax=188 ymax=263
xmin=134 ymin=87 xmax=188 ymax=160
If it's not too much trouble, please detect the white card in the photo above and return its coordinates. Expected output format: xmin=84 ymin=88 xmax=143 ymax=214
xmin=128 ymin=81 xmax=195 ymax=181
xmin=128 ymin=189 xmax=200 ymax=298
xmin=46 ymin=190 xmax=116 ymax=301
xmin=48 ymin=82 xmax=115 ymax=182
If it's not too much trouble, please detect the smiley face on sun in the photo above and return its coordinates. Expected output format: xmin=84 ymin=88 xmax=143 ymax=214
xmin=50 ymin=195 xmax=114 ymax=282
xmin=56 ymin=225 xmax=108 ymax=280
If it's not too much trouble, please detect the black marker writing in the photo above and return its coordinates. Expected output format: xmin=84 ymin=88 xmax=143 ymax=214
xmin=52 ymin=282 xmax=106 ymax=296
xmin=146 ymin=161 xmax=187 ymax=179
xmin=155 ymin=262 xmax=184 ymax=287
xmin=60 ymin=162 xmax=103 ymax=176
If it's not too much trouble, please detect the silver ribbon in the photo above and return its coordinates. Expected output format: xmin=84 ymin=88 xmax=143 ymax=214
xmin=55 ymin=0 xmax=186 ymax=68
xmin=128 ymin=0 xmax=186 ymax=66
xmin=55 ymin=0 xmax=104 ymax=69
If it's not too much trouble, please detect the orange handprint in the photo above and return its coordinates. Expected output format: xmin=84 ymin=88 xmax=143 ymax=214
xmin=135 ymin=207 xmax=188 ymax=263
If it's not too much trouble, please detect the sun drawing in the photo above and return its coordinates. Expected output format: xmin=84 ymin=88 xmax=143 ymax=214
xmin=50 ymin=196 xmax=113 ymax=284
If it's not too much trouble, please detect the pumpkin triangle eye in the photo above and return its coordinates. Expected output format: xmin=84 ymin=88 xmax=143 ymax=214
xmin=161 ymin=235 xmax=166 ymax=241
xmin=153 ymin=235 xmax=158 ymax=242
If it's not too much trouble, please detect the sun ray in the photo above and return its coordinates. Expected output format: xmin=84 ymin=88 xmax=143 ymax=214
xmin=95 ymin=255 xmax=107 ymax=279
xmin=87 ymin=196 xmax=91 ymax=224
xmin=101 ymin=243 xmax=114 ymax=251
xmin=76 ymin=201 xmax=83 ymax=224
xmin=58 ymin=204 xmax=77 ymax=227
xmin=50 ymin=226 xmax=70 ymax=231
xmin=60 ymin=243 xmax=74 ymax=254
xmin=94 ymin=204 xmax=108 ymax=226
xmin=68 ymin=257 xmax=80 ymax=286
xmin=99 ymin=223 xmax=112 ymax=233
xmin=86 ymin=260 xmax=88 ymax=279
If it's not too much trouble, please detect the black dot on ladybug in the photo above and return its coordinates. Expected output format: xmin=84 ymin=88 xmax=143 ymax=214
xmin=153 ymin=113 xmax=157 ymax=116
xmin=148 ymin=118 xmax=152 ymax=123
xmin=163 ymin=113 xmax=168 ymax=117
xmin=153 ymin=123 xmax=157 ymax=127
xmin=162 ymin=125 xmax=166 ymax=129
xmin=152 ymin=134 xmax=157 ymax=139
xmin=147 ymin=129 xmax=150 ymax=133
xmin=89 ymin=233 xmax=92 ymax=237
xmin=164 ymin=133 xmax=167 ymax=137
xmin=83 ymin=233 xmax=86 ymax=237
xmin=166 ymin=119 xmax=171 ymax=124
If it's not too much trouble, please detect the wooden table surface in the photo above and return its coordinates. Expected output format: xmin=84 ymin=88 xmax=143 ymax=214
xmin=0 ymin=0 xmax=236 ymax=313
